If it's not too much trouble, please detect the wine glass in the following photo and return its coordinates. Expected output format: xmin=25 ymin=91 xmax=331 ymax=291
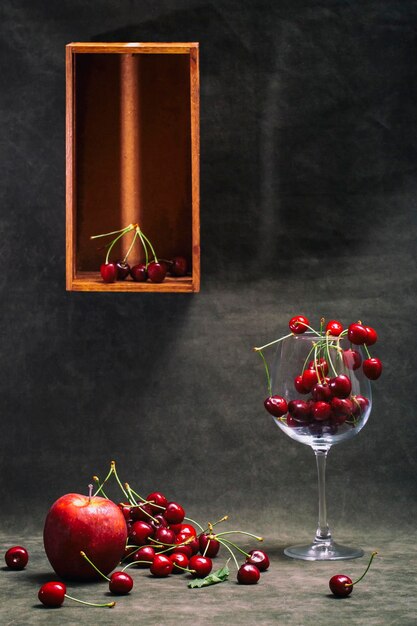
xmin=269 ymin=331 xmax=372 ymax=561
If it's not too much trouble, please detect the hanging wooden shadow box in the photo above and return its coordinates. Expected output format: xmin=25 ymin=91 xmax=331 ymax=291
xmin=66 ymin=42 xmax=200 ymax=292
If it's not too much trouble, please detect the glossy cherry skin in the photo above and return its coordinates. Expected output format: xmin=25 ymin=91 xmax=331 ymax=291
xmin=109 ymin=571 xmax=133 ymax=595
xmin=189 ymin=555 xmax=213 ymax=578
xmin=151 ymin=514 xmax=168 ymax=531
xmin=302 ymin=368 xmax=319 ymax=391
xmin=169 ymin=552 xmax=189 ymax=573
xmin=348 ymin=323 xmax=368 ymax=345
xmin=150 ymin=554 xmax=173 ymax=577
xmin=237 ymin=563 xmax=260 ymax=584
xmin=329 ymin=375 xmax=352 ymax=399
xmin=331 ymin=397 xmax=353 ymax=417
xmin=5 ymin=546 xmax=29 ymax=570
xmin=289 ymin=315 xmax=309 ymax=334
xmin=363 ymin=358 xmax=382 ymax=380
xmin=364 ymin=326 xmax=378 ymax=346
xmin=130 ymin=546 xmax=155 ymax=568
xmin=147 ymin=261 xmax=167 ymax=283
xmin=129 ymin=521 xmax=154 ymax=545
xmin=130 ymin=263 xmax=148 ymax=282
xmin=163 ymin=502 xmax=185 ymax=524
xmin=173 ymin=544 xmax=193 ymax=558
xmin=38 ymin=581 xmax=66 ymax=607
xmin=312 ymin=383 xmax=332 ymax=402
xmin=351 ymin=395 xmax=369 ymax=417
xmin=288 ymin=399 xmax=311 ymax=422
xmin=130 ymin=503 xmax=153 ymax=522
xmin=264 ymin=395 xmax=288 ymax=417
xmin=329 ymin=574 xmax=353 ymax=597
xmin=294 ymin=375 xmax=309 ymax=394
xmin=100 ymin=263 xmax=117 ymax=283
xmin=326 ymin=320 xmax=343 ymax=336
xmin=246 ymin=549 xmax=270 ymax=572
xmin=343 ymin=349 xmax=362 ymax=370
xmin=170 ymin=256 xmax=188 ymax=277
xmin=308 ymin=358 xmax=329 ymax=376
xmin=154 ymin=527 xmax=176 ymax=546
xmin=199 ymin=534 xmax=221 ymax=557
xmin=146 ymin=491 xmax=168 ymax=512
xmin=116 ymin=261 xmax=130 ymax=280
xmin=172 ymin=523 xmax=197 ymax=539
xmin=118 ymin=503 xmax=132 ymax=521
xmin=312 ymin=401 xmax=332 ymax=422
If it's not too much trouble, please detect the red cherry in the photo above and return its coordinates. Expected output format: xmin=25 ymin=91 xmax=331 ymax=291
xmin=325 ymin=320 xmax=343 ymax=336
xmin=169 ymin=552 xmax=189 ymax=573
xmin=130 ymin=263 xmax=148 ymax=282
xmin=154 ymin=527 xmax=176 ymax=545
xmin=289 ymin=315 xmax=309 ymax=334
xmin=312 ymin=401 xmax=332 ymax=421
xmin=150 ymin=514 xmax=168 ymax=531
xmin=264 ymin=395 xmax=288 ymax=417
xmin=294 ymin=375 xmax=309 ymax=394
xmin=246 ymin=549 xmax=270 ymax=571
xmin=348 ymin=323 xmax=368 ymax=345
xmin=288 ymin=399 xmax=311 ymax=422
xmin=5 ymin=546 xmax=29 ymax=570
xmin=173 ymin=544 xmax=193 ymax=558
xmin=100 ymin=263 xmax=117 ymax=283
xmin=343 ymin=349 xmax=362 ymax=370
xmin=199 ymin=534 xmax=221 ymax=557
xmin=38 ymin=581 xmax=66 ymax=607
xmin=302 ymin=368 xmax=319 ymax=391
xmin=329 ymin=375 xmax=352 ymax=399
xmin=147 ymin=261 xmax=167 ymax=283
xmin=115 ymin=261 xmax=130 ymax=280
xmin=308 ymin=358 xmax=329 ymax=376
xmin=331 ymin=397 xmax=353 ymax=417
xmin=363 ymin=358 xmax=382 ymax=380
xmin=150 ymin=554 xmax=173 ymax=577
xmin=172 ymin=523 xmax=197 ymax=539
xmin=170 ymin=256 xmax=188 ymax=277
xmin=118 ymin=503 xmax=132 ymax=521
xmin=109 ymin=571 xmax=133 ymax=595
xmin=364 ymin=326 xmax=378 ymax=346
xmin=329 ymin=574 xmax=353 ymax=597
xmin=351 ymin=395 xmax=370 ymax=417
xmin=312 ymin=383 xmax=332 ymax=402
xmin=146 ymin=491 xmax=168 ymax=512
xmin=130 ymin=503 xmax=153 ymax=522
xmin=130 ymin=546 xmax=155 ymax=568
xmin=286 ymin=415 xmax=301 ymax=427
xmin=237 ymin=563 xmax=260 ymax=584
xmin=163 ymin=502 xmax=185 ymax=524
xmin=189 ymin=555 xmax=213 ymax=578
xmin=129 ymin=520 xmax=154 ymax=545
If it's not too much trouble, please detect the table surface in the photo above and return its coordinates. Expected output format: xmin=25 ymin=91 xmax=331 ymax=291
xmin=1 ymin=531 xmax=416 ymax=626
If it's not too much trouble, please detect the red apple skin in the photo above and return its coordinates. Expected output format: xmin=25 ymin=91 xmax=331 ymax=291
xmin=43 ymin=493 xmax=128 ymax=581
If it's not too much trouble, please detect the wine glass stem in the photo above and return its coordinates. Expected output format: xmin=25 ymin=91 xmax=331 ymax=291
xmin=314 ymin=449 xmax=332 ymax=543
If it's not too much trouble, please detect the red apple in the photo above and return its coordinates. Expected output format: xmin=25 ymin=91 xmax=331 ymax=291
xmin=43 ymin=493 xmax=127 ymax=581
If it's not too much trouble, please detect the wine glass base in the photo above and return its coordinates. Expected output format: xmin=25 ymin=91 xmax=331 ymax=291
xmin=284 ymin=541 xmax=364 ymax=561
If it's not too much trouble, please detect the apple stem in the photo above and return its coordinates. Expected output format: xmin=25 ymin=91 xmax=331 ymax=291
xmin=217 ymin=539 xmax=239 ymax=570
xmin=64 ymin=593 xmax=115 ymax=608
xmin=88 ymin=484 xmax=93 ymax=503
xmin=348 ymin=551 xmax=378 ymax=588
xmin=80 ymin=551 xmax=110 ymax=582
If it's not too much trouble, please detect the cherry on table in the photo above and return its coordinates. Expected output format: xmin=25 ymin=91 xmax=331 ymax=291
xmin=130 ymin=263 xmax=148 ymax=282
xmin=147 ymin=261 xmax=167 ymax=283
xmin=169 ymin=552 xmax=190 ymax=573
xmin=130 ymin=503 xmax=153 ymax=522
xmin=150 ymin=554 xmax=173 ymax=577
xmin=264 ymin=395 xmax=288 ymax=417
xmin=237 ymin=563 xmax=260 ymax=584
xmin=116 ymin=261 xmax=130 ymax=280
xmin=246 ymin=549 xmax=270 ymax=571
xmin=189 ymin=555 xmax=213 ymax=578
xmin=100 ymin=263 xmax=117 ymax=283
xmin=163 ymin=502 xmax=185 ymax=524
xmin=130 ymin=546 xmax=155 ymax=568
xmin=170 ymin=256 xmax=188 ymax=277
xmin=329 ymin=551 xmax=378 ymax=598
xmin=199 ymin=534 xmax=221 ymax=557
xmin=363 ymin=358 xmax=382 ymax=380
xmin=154 ymin=526 xmax=176 ymax=545
xmin=5 ymin=546 xmax=29 ymax=570
xmin=109 ymin=571 xmax=133 ymax=595
xmin=38 ymin=581 xmax=115 ymax=609
xmin=129 ymin=520 xmax=154 ymax=545
xmin=289 ymin=315 xmax=309 ymax=334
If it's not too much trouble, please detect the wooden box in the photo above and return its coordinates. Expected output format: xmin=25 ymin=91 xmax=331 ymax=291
xmin=66 ymin=43 xmax=200 ymax=292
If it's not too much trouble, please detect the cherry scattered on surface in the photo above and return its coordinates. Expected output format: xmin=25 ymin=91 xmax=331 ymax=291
xmin=246 ymin=549 xmax=270 ymax=572
xmin=4 ymin=546 xmax=28 ymax=570
xmin=147 ymin=261 xmax=167 ymax=284
xmin=109 ymin=571 xmax=133 ymax=595
xmin=116 ymin=261 xmax=130 ymax=280
xmin=237 ymin=563 xmax=260 ymax=584
xmin=38 ymin=581 xmax=115 ymax=609
xmin=189 ymin=555 xmax=213 ymax=578
xmin=169 ymin=552 xmax=190 ymax=573
xmin=130 ymin=263 xmax=148 ymax=282
xmin=329 ymin=551 xmax=378 ymax=598
xmin=150 ymin=554 xmax=174 ymax=577
xmin=129 ymin=546 xmax=155 ymax=568
xmin=100 ymin=263 xmax=117 ymax=283
xmin=199 ymin=534 xmax=221 ymax=558
xmin=170 ymin=256 xmax=188 ymax=277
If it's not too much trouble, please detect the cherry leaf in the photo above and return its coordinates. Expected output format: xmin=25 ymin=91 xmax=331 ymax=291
xmin=188 ymin=564 xmax=230 ymax=588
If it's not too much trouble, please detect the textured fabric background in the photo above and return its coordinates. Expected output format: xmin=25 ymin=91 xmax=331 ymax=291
xmin=1 ymin=1 xmax=416 ymax=623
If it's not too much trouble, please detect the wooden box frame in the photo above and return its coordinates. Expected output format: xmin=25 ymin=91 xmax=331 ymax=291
xmin=66 ymin=42 xmax=200 ymax=292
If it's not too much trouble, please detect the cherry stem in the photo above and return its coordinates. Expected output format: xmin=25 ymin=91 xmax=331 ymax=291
xmin=302 ymin=342 xmax=317 ymax=374
xmin=174 ymin=563 xmax=195 ymax=573
xmin=325 ymin=332 xmax=338 ymax=377
xmin=122 ymin=560 xmax=152 ymax=571
xmin=135 ymin=226 xmax=149 ymax=267
xmin=202 ymin=539 xmax=211 ymax=557
xmin=364 ymin=344 xmax=371 ymax=358
xmin=256 ymin=349 xmax=272 ymax=396
xmin=110 ymin=461 xmax=130 ymax=502
xmin=217 ymin=539 xmax=239 ymax=570
xmin=125 ymin=485 xmax=158 ymax=522
xmin=140 ymin=231 xmax=158 ymax=263
xmin=80 ymin=551 xmax=110 ymax=582
xmin=92 ymin=476 xmax=109 ymax=499
xmin=148 ymin=537 xmax=178 ymax=548
xmin=253 ymin=332 xmax=293 ymax=352
xmin=184 ymin=516 xmax=205 ymax=532
xmin=92 ymin=464 xmax=114 ymax=497
xmin=122 ymin=229 xmax=138 ymax=263
xmin=348 ymin=551 xmax=378 ymax=587
xmin=105 ymin=226 xmax=133 ymax=264
xmin=64 ymin=593 xmax=115 ymax=608
xmin=126 ymin=485 xmax=148 ymax=504
xmin=198 ymin=515 xmax=229 ymax=537
xmin=218 ymin=537 xmax=250 ymax=558
xmin=313 ymin=344 xmax=322 ymax=384
xmin=216 ymin=531 xmax=263 ymax=541
xmin=90 ymin=225 xmax=133 ymax=240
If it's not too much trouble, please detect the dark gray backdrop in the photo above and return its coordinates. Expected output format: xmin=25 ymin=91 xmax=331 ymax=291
xmin=1 ymin=0 xmax=416 ymax=541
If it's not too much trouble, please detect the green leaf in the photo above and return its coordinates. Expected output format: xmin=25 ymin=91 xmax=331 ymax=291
xmin=188 ymin=564 xmax=230 ymax=588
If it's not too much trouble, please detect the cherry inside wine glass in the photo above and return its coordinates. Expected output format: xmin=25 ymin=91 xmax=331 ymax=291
xmin=255 ymin=316 xmax=382 ymax=561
